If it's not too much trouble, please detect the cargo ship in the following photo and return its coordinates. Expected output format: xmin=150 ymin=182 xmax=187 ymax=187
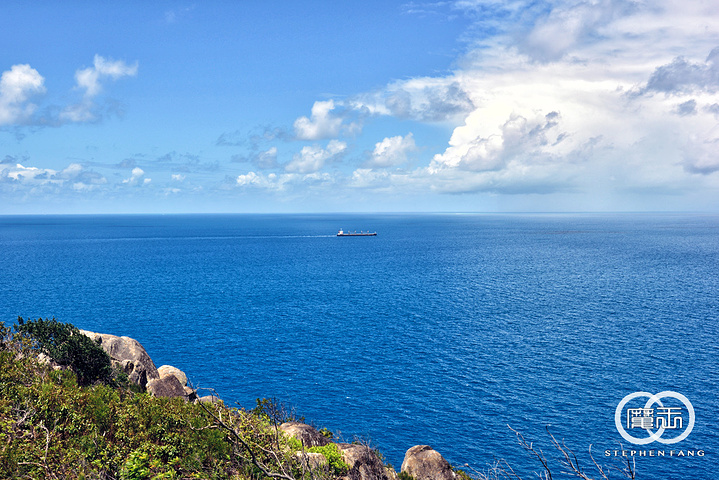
xmin=337 ymin=229 xmax=377 ymax=237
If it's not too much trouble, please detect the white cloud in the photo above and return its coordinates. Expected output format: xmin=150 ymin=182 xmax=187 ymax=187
xmin=350 ymin=77 xmax=474 ymax=122
xmin=378 ymin=0 xmax=719 ymax=199
xmin=171 ymin=174 xmax=186 ymax=181
xmin=302 ymin=0 xmax=719 ymax=207
xmin=293 ymin=100 xmax=344 ymax=140
xmin=236 ymin=171 xmax=263 ymax=187
xmin=235 ymin=171 xmax=334 ymax=192
xmin=367 ymin=133 xmax=417 ymax=168
xmin=0 ymin=64 xmax=45 ymax=125
xmin=0 ymin=161 xmax=107 ymax=192
xmin=123 ymin=167 xmax=150 ymax=186
xmin=285 ymin=140 xmax=347 ymax=174
xmin=74 ymin=54 xmax=138 ymax=98
xmin=61 ymin=55 xmax=138 ymax=122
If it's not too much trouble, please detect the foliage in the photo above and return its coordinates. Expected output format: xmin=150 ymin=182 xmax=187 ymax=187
xmin=0 ymin=322 xmax=359 ymax=479
xmin=307 ymin=443 xmax=349 ymax=477
xmin=3 ymin=318 xmax=632 ymax=480
xmin=14 ymin=317 xmax=118 ymax=387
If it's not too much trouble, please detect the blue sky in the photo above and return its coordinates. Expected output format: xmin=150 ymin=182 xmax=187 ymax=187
xmin=2 ymin=1 xmax=719 ymax=213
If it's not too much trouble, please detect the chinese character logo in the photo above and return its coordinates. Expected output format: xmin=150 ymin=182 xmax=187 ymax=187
xmin=615 ymin=391 xmax=695 ymax=445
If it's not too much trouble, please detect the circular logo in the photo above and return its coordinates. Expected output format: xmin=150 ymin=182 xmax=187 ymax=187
xmin=615 ymin=391 xmax=695 ymax=445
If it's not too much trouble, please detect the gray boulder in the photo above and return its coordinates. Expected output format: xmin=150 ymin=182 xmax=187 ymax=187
xmin=198 ymin=395 xmax=224 ymax=405
xmin=279 ymin=422 xmax=331 ymax=447
xmin=184 ymin=386 xmax=198 ymax=401
xmin=401 ymin=445 xmax=455 ymax=480
xmin=146 ymin=374 xmax=187 ymax=399
xmin=158 ymin=365 xmax=188 ymax=386
xmin=338 ymin=443 xmax=396 ymax=480
xmin=80 ymin=330 xmax=159 ymax=388
xmin=296 ymin=452 xmax=329 ymax=471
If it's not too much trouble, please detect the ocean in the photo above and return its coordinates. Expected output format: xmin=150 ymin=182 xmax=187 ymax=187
xmin=1 ymin=213 xmax=717 ymax=478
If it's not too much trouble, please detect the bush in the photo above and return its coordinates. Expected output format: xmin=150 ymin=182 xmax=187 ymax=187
xmin=307 ymin=443 xmax=350 ymax=477
xmin=15 ymin=317 xmax=115 ymax=387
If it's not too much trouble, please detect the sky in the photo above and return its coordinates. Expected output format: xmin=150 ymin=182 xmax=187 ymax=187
xmin=1 ymin=0 xmax=719 ymax=214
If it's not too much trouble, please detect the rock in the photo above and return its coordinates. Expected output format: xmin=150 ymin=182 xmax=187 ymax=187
xmin=279 ymin=422 xmax=331 ymax=447
xmin=198 ymin=395 xmax=224 ymax=405
xmin=184 ymin=386 xmax=198 ymax=401
xmin=158 ymin=365 xmax=188 ymax=386
xmin=80 ymin=330 xmax=159 ymax=388
xmin=297 ymin=452 xmax=329 ymax=471
xmin=146 ymin=374 xmax=187 ymax=399
xmin=401 ymin=446 xmax=455 ymax=480
xmin=337 ymin=443 xmax=396 ymax=480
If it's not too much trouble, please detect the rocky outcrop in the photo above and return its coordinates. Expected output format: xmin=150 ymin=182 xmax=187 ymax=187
xmin=146 ymin=375 xmax=187 ymax=399
xmin=338 ymin=443 xmax=396 ymax=480
xmin=80 ymin=330 xmax=159 ymax=388
xmin=78 ymin=331 xmax=458 ymax=480
xmin=158 ymin=365 xmax=188 ymax=386
xmin=157 ymin=364 xmax=197 ymax=400
xmin=198 ymin=395 xmax=224 ymax=405
xmin=278 ymin=422 xmax=395 ymax=480
xmin=297 ymin=452 xmax=328 ymax=471
xmin=279 ymin=422 xmax=331 ymax=447
xmin=401 ymin=445 xmax=455 ymax=480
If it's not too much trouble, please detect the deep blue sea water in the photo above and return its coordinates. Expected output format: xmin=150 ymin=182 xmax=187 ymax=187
xmin=1 ymin=213 xmax=717 ymax=479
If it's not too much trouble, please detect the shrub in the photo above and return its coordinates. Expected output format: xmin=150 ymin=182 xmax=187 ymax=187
xmin=15 ymin=317 xmax=115 ymax=386
xmin=307 ymin=443 xmax=350 ymax=477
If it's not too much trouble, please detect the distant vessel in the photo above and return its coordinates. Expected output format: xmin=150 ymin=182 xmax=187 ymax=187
xmin=337 ymin=228 xmax=377 ymax=237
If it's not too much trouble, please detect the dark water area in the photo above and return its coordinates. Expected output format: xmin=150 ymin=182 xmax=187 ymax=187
xmin=1 ymin=213 xmax=717 ymax=478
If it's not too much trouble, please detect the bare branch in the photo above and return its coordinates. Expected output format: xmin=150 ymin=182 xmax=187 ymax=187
xmin=196 ymin=397 xmax=296 ymax=480
xmin=509 ymin=425 xmax=552 ymax=480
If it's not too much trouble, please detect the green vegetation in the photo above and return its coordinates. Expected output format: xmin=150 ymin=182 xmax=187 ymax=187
xmin=306 ymin=443 xmax=349 ymax=477
xmin=1 ymin=318 xmax=631 ymax=480
xmin=14 ymin=317 xmax=122 ymax=387
xmin=397 ymin=472 xmax=415 ymax=480
xmin=0 ymin=319 xmax=362 ymax=480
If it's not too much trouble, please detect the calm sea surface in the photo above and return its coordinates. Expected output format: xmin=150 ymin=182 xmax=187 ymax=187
xmin=1 ymin=213 xmax=717 ymax=478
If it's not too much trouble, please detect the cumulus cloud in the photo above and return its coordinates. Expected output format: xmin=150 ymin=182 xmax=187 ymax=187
xmin=122 ymin=167 xmax=150 ymax=186
xmin=519 ymin=0 xmax=634 ymax=62
xmin=236 ymin=171 xmax=264 ymax=187
xmin=642 ymin=49 xmax=719 ymax=95
xmin=74 ymin=55 xmax=138 ymax=98
xmin=293 ymin=100 xmax=344 ymax=140
xmin=366 ymin=133 xmax=417 ymax=168
xmin=0 ymin=64 xmax=45 ymax=125
xmin=285 ymin=140 xmax=347 ymax=174
xmin=61 ymin=55 xmax=138 ymax=122
xmin=0 ymin=161 xmax=106 ymax=192
xmin=350 ymin=78 xmax=474 ymax=122
xmin=235 ymin=171 xmax=334 ymax=192
xmin=341 ymin=0 xmax=716 ymax=200
xmin=435 ymin=111 xmax=567 ymax=174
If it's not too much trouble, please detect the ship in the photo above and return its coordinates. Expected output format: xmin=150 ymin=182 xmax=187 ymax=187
xmin=337 ymin=228 xmax=377 ymax=237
